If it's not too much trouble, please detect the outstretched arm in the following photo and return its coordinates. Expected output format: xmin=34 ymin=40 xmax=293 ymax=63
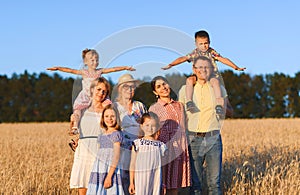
xmin=101 ymin=66 xmax=135 ymax=74
xmin=161 ymin=56 xmax=189 ymax=70
xmin=47 ymin=67 xmax=81 ymax=75
xmin=216 ymin=57 xmax=246 ymax=71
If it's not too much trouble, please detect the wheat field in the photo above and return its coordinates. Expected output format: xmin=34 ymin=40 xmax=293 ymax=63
xmin=1 ymin=119 xmax=299 ymax=194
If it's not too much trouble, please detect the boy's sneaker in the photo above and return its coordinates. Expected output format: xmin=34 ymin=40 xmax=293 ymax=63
xmin=215 ymin=105 xmax=225 ymax=119
xmin=186 ymin=101 xmax=200 ymax=113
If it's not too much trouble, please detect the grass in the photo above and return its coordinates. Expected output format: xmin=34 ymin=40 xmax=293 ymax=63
xmin=0 ymin=119 xmax=299 ymax=194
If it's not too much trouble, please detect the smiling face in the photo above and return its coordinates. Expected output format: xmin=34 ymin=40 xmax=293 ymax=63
xmin=141 ymin=117 xmax=159 ymax=136
xmin=84 ymin=51 xmax=99 ymax=70
xmin=195 ymin=37 xmax=210 ymax=53
xmin=193 ymin=57 xmax=213 ymax=82
xmin=103 ymin=108 xmax=117 ymax=129
xmin=153 ymin=79 xmax=171 ymax=99
xmin=91 ymin=82 xmax=108 ymax=103
xmin=119 ymin=81 xmax=136 ymax=99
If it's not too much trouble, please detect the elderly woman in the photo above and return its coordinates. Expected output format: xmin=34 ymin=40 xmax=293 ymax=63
xmin=113 ymin=73 xmax=147 ymax=195
xmin=69 ymin=77 xmax=111 ymax=195
xmin=149 ymin=76 xmax=191 ymax=195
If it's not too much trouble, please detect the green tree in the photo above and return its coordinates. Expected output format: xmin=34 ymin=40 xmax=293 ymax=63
xmin=286 ymin=72 xmax=300 ymax=117
xmin=0 ymin=75 xmax=10 ymax=122
xmin=35 ymin=73 xmax=73 ymax=121
xmin=251 ymin=75 xmax=269 ymax=118
xmin=265 ymin=73 xmax=288 ymax=117
xmin=6 ymin=71 xmax=37 ymax=122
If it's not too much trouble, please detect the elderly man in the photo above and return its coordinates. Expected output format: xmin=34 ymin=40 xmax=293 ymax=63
xmin=179 ymin=56 xmax=232 ymax=195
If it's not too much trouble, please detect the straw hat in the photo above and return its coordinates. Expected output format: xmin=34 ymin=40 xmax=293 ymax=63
xmin=117 ymin=74 xmax=138 ymax=86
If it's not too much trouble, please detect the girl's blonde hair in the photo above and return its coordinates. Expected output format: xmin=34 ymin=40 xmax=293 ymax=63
xmin=90 ymin=77 xmax=111 ymax=98
xmin=100 ymin=104 xmax=121 ymax=131
xmin=82 ymin=48 xmax=99 ymax=60
xmin=82 ymin=48 xmax=99 ymax=69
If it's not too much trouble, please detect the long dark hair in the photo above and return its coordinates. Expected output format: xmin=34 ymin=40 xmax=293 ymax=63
xmin=150 ymin=76 xmax=177 ymax=100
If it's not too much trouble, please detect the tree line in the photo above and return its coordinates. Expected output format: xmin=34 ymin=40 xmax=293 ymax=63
xmin=0 ymin=70 xmax=299 ymax=122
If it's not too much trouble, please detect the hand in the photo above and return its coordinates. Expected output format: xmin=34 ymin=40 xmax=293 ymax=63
xmin=161 ymin=64 xmax=172 ymax=70
xmin=128 ymin=183 xmax=135 ymax=194
xmin=69 ymin=114 xmax=79 ymax=135
xmin=235 ymin=67 xmax=246 ymax=71
xmin=47 ymin=67 xmax=58 ymax=71
xmin=163 ymin=185 xmax=167 ymax=195
xmin=127 ymin=66 xmax=136 ymax=71
xmin=103 ymin=176 xmax=112 ymax=189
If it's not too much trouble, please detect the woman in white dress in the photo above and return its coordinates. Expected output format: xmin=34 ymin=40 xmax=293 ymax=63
xmin=69 ymin=77 xmax=111 ymax=195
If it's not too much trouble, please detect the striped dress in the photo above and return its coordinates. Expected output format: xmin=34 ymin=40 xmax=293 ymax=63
xmin=132 ymin=138 xmax=167 ymax=195
xmin=149 ymin=99 xmax=191 ymax=189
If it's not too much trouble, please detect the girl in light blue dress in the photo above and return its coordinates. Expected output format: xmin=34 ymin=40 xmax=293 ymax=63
xmin=87 ymin=105 xmax=125 ymax=195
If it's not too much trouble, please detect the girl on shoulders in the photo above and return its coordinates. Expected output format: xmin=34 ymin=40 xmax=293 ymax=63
xmin=48 ymin=49 xmax=135 ymax=132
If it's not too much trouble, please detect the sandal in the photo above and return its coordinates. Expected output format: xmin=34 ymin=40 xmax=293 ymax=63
xmin=68 ymin=139 xmax=78 ymax=152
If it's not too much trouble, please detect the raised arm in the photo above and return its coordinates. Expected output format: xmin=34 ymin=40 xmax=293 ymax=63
xmin=47 ymin=66 xmax=81 ymax=75
xmin=162 ymin=56 xmax=189 ymax=70
xmin=216 ymin=57 xmax=246 ymax=71
xmin=101 ymin=66 xmax=135 ymax=74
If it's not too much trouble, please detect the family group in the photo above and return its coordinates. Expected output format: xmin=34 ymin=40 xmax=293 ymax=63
xmin=47 ymin=30 xmax=245 ymax=195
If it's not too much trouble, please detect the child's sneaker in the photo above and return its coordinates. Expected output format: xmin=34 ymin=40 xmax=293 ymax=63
xmin=186 ymin=101 xmax=200 ymax=113
xmin=215 ymin=105 xmax=225 ymax=119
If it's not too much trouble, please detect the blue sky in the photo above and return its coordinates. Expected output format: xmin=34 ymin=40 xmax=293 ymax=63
xmin=1 ymin=1 xmax=300 ymax=81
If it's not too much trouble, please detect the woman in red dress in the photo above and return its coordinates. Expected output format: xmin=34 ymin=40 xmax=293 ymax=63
xmin=149 ymin=76 xmax=191 ymax=195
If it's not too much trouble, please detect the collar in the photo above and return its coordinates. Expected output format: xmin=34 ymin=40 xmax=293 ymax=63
xmin=196 ymin=47 xmax=212 ymax=55
xmin=157 ymin=98 xmax=175 ymax=106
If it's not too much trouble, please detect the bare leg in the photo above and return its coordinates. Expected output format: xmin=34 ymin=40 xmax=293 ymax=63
xmin=78 ymin=188 xmax=87 ymax=195
xmin=210 ymin=77 xmax=224 ymax=107
xmin=185 ymin=76 xmax=199 ymax=113
xmin=186 ymin=76 xmax=196 ymax=102
xmin=71 ymin=110 xmax=81 ymax=134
